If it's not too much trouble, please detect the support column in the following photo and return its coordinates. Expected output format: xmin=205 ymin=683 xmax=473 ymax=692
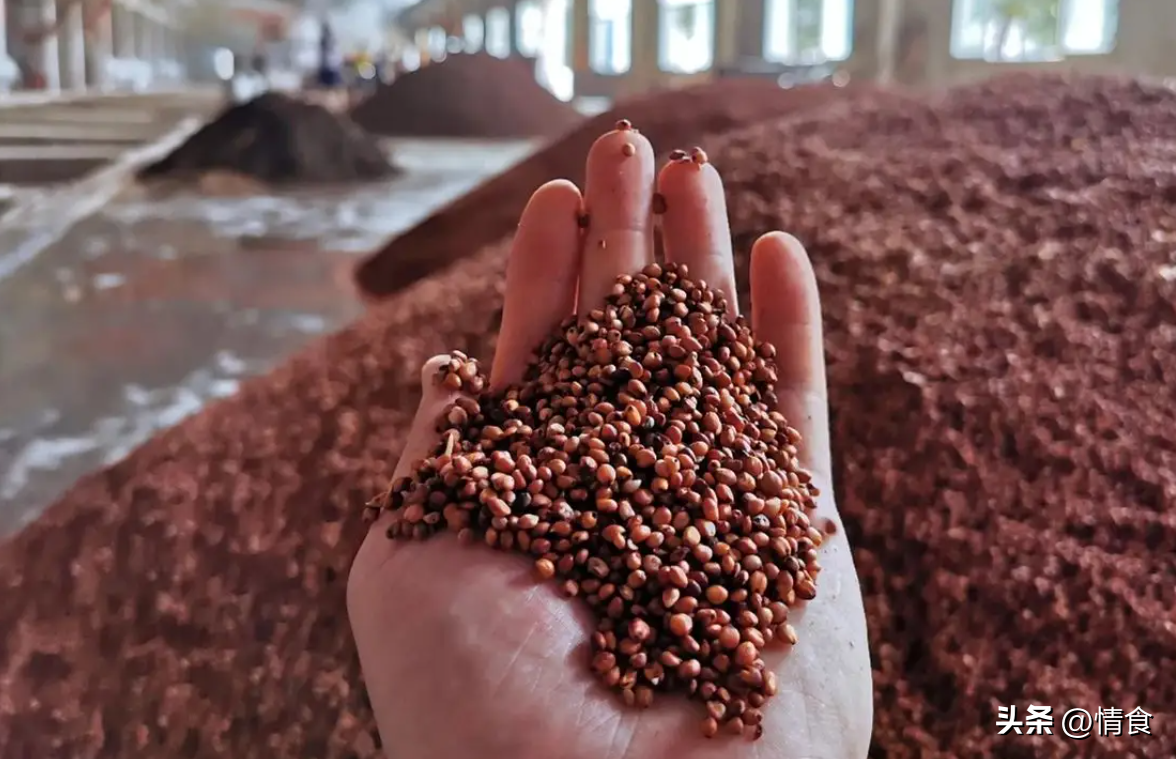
xmin=29 ymin=0 xmax=61 ymax=90
xmin=157 ymin=21 xmax=169 ymax=61
xmin=505 ymin=1 xmax=519 ymax=56
xmin=131 ymin=10 xmax=154 ymax=87
xmin=131 ymin=9 xmax=146 ymax=60
xmin=884 ymin=0 xmax=948 ymax=87
xmin=58 ymin=0 xmax=86 ymax=90
xmin=134 ymin=9 xmax=161 ymax=85
xmin=569 ymin=0 xmax=588 ymax=70
xmin=871 ymin=0 xmax=902 ymax=84
xmin=112 ymin=2 xmax=134 ymax=59
xmin=0 ymin=0 xmax=12 ymax=92
xmin=0 ymin=0 xmax=7 ymax=64
xmin=627 ymin=0 xmax=658 ymax=94
xmin=735 ymin=0 xmax=766 ymax=60
xmin=85 ymin=0 xmax=113 ymax=88
xmin=713 ymin=0 xmax=741 ymax=71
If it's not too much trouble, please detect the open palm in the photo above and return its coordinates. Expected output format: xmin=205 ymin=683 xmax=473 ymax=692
xmin=348 ymin=126 xmax=872 ymax=759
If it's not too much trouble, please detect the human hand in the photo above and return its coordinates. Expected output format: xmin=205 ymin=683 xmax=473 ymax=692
xmin=348 ymin=125 xmax=872 ymax=759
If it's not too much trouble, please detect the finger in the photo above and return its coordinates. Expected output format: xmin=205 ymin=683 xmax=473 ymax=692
xmin=390 ymin=354 xmax=470 ymax=483
xmin=750 ymin=232 xmax=832 ymax=484
xmin=656 ymin=150 xmax=738 ymax=315
xmin=491 ymin=179 xmax=583 ymax=389
xmin=577 ymin=125 xmax=656 ymax=315
xmin=353 ymin=354 xmax=468 ymax=589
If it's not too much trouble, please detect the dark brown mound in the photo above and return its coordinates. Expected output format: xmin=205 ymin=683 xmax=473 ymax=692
xmin=138 ymin=92 xmax=397 ymax=186
xmin=349 ymin=53 xmax=581 ymax=139
xmin=3 ymin=74 xmax=1176 ymax=758
xmin=353 ymin=79 xmax=880 ymax=300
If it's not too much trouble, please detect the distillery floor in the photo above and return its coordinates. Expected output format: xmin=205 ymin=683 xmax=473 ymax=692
xmin=0 ymin=134 xmax=538 ymax=535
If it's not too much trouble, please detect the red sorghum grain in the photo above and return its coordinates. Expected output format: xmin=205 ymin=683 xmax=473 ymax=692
xmin=7 ymin=74 xmax=1176 ymax=759
xmin=372 ymin=262 xmax=822 ymax=739
xmin=349 ymin=52 xmax=582 ymax=139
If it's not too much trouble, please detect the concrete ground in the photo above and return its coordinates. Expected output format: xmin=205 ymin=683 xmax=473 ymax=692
xmin=0 ymin=133 xmax=537 ymax=536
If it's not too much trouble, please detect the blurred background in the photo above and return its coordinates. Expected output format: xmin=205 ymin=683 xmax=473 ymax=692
xmin=2 ymin=2 xmax=1175 ymax=759
xmin=0 ymin=0 xmax=1146 ymax=104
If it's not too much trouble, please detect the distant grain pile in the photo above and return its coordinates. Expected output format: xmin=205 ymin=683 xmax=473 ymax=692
xmin=349 ymin=53 xmax=582 ymax=139
xmin=2 ymin=75 xmax=1174 ymax=759
xmin=139 ymin=92 xmax=397 ymax=186
xmin=354 ymin=78 xmax=873 ymax=299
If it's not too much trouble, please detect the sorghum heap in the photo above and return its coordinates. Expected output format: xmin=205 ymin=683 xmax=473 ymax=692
xmin=373 ymin=262 xmax=824 ymax=739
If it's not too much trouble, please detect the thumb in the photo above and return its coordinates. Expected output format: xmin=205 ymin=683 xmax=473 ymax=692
xmin=352 ymin=352 xmax=482 ymax=585
xmin=390 ymin=352 xmax=484 ymax=485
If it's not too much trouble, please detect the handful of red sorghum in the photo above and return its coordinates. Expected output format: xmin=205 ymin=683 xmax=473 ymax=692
xmin=369 ymin=262 xmax=824 ymax=739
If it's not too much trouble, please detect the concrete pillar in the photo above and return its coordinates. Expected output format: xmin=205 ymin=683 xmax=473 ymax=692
xmin=0 ymin=0 xmax=17 ymax=93
xmin=57 ymin=0 xmax=86 ymax=90
xmin=112 ymin=3 xmax=134 ymax=59
xmin=506 ymin=1 xmax=519 ymax=56
xmin=85 ymin=1 xmax=113 ymax=88
xmin=159 ymin=22 xmax=172 ymax=63
xmin=735 ymin=0 xmax=766 ymax=59
xmin=628 ymin=0 xmax=657 ymax=88
xmin=713 ymin=0 xmax=741 ymax=69
xmin=0 ymin=0 xmax=8 ymax=66
xmin=132 ymin=10 xmax=150 ymax=61
xmin=872 ymin=0 xmax=903 ymax=84
xmin=157 ymin=22 xmax=169 ymax=61
xmin=895 ymin=0 xmax=951 ymax=86
xmin=28 ymin=0 xmax=61 ymax=90
xmin=569 ymin=0 xmax=588 ymax=70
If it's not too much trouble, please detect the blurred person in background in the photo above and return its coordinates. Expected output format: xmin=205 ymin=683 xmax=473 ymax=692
xmin=373 ymin=51 xmax=390 ymax=85
xmin=351 ymin=50 xmax=382 ymax=99
xmin=252 ymin=48 xmax=269 ymax=79
xmin=317 ymin=18 xmax=343 ymax=90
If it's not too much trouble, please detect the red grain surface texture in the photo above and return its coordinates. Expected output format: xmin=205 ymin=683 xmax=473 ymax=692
xmin=1 ymin=74 xmax=1174 ymax=759
xmin=353 ymin=78 xmax=870 ymax=300
xmin=349 ymin=53 xmax=582 ymax=139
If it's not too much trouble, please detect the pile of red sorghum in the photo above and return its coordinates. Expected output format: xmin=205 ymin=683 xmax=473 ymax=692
xmin=353 ymin=80 xmax=873 ymax=300
xmin=370 ymin=262 xmax=823 ymax=739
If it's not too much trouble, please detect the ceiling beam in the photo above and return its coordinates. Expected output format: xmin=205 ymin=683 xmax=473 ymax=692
xmin=397 ymin=0 xmax=508 ymax=33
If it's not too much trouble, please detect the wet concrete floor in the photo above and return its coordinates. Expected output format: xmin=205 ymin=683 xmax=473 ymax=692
xmin=0 ymin=137 xmax=538 ymax=535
